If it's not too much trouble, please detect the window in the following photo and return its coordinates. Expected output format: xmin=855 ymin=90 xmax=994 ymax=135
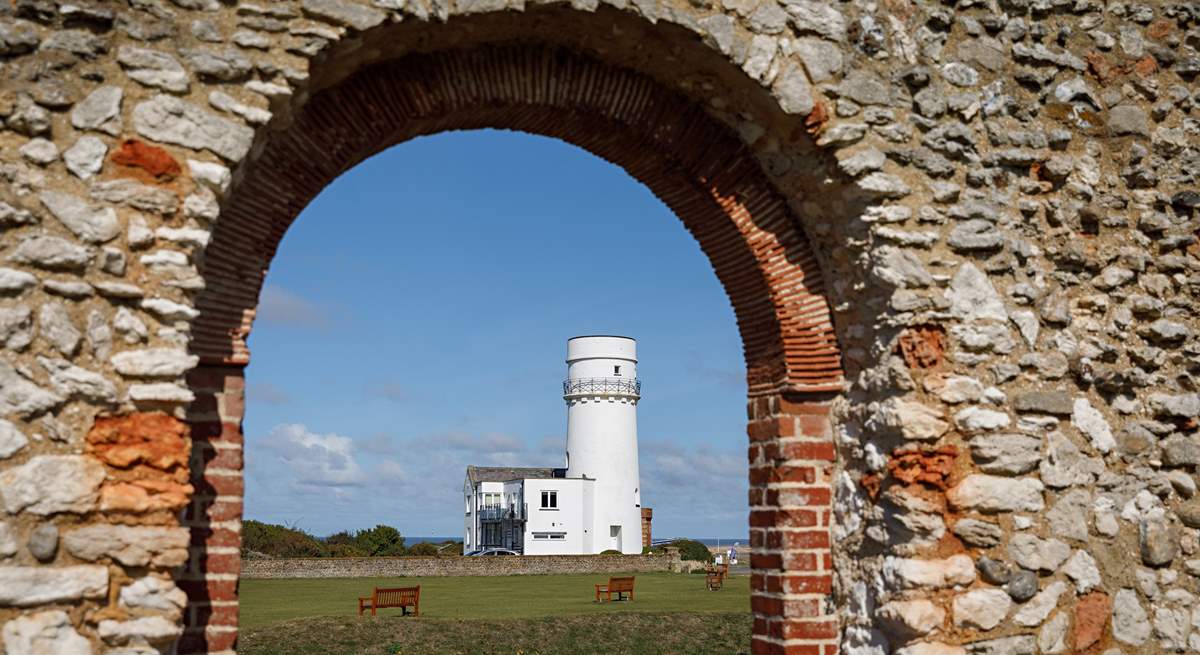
xmin=465 ymin=495 xmax=471 ymax=514
xmin=613 ymin=365 xmax=621 ymax=376
xmin=483 ymin=492 xmax=501 ymax=507
xmin=532 ymin=532 xmax=566 ymax=540
xmin=540 ymin=491 xmax=557 ymax=509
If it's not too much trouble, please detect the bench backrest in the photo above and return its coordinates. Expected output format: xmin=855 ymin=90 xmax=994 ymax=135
xmin=608 ymin=577 xmax=635 ymax=591
xmin=374 ymin=586 xmax=419 ymax=606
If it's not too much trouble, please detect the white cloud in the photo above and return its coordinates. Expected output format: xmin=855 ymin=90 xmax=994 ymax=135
xmin=262 ymin=423 xmax=366 ymax=488
xmin=257 ymin=285 xmax=332 ymax=328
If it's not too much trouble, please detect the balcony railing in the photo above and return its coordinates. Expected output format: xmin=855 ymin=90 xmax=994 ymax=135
xmin=479 ymin=505 xmax=525 ymax=522
xmin=562 ymin=377 xmax=641 ymax=398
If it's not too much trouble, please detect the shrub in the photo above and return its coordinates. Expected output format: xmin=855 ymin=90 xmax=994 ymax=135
xmin=352 ymin=525 xmax=406 ymax=556
xmin=599 ymin=549 xmax=622 ymax=555
xmin=242 ymin=520 xmax=328 ymax=558
xmin=407 ymin=542 xmax=439 ymax=556
xmin=670 ymin=538 xmax=713 ymax=563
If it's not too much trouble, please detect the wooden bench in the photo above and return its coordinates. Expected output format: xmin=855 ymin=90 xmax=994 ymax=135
xmin=358 ymin=586 xmax=420 ymax=616
xmin=706 ymin=561 xmax=729 ymax=591
xmin=594 ymin=576 xmax=635 ymax=602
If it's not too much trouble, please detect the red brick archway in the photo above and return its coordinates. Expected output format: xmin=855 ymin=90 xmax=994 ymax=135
xmin=184 ymin=43 xmax=842 ymax=655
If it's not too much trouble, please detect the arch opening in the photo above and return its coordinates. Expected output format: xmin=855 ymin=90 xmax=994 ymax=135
xmin=182 ymin=35 xmax=844 ymax=655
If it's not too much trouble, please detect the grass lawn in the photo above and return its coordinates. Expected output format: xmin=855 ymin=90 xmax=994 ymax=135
xmin=239 ymin=572 xmax=751 ymax=655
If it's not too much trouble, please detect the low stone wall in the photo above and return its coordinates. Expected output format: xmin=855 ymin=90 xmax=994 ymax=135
xmin=241 ymin=551 xmax=683 ymax=579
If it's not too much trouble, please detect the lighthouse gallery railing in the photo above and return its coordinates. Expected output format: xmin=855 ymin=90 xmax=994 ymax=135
xmin=562 ymin=377 xmax=641 ymax=398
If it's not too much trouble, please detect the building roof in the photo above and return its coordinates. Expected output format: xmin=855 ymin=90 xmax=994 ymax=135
xmin=466 ymin=465 xmax=564 ymax=483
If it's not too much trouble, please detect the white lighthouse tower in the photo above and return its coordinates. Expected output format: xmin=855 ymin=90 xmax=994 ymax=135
xmin=563 ymin=336 xmax=643 ymax=554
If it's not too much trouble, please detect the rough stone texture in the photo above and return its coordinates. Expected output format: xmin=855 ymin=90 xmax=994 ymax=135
xmin=0 ymin=2 xmax=1198 ymax=654
xmin=0 ymin=611 xmax=92 ymax=655
xmin=0 ymin=566 xmax=108 ymax=606
xmin=243 ymin=551 xmax=683 ymax=578
xmin=62 ymin=524 xmax=190 ymax=567
xmin=0 ymin=455 xmax=105 ymax=514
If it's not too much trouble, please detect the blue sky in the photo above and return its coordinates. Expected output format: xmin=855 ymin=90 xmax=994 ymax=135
xmin=242 ymin=129 xmax=749 ymax=540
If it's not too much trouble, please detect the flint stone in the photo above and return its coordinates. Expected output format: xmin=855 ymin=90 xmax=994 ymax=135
xmin=98 ymin=616 xmax=182 ymax=646
xmin=965 ymin=636 xmax=1035 ymax=655
xmin=1045 ymin=489 xmax=1090 ymax=541
xmin=1008 ymin=534 xmax=1071 ymax=572
xmin=783 ymin=0 xmax=846 ymax=41
xmin=181 ymin=47 xmax=253 ymax=80
xmin=40 ymin=29 xmax=108 ymax=59
xmin=1014 ymin=581 xmax=1067 ymax=627
xmin=857 ymin=172 xmax=911 ymax=198
xmin=0 ymin=362 xmax=63 ymax=416
xmin=1139 ymin=517 xmax=1177 ymax=566
xmin=111 ymin=348 xmax=199 ymax=377
xmin=1108 ymin=105 xmax=1149 ymax=137
xmin=870 ymin=398 xmax=948 ymax=441
xmin=117 ymin=46 xmax=189 ymax=93
xmin=1041 ymin=431 xmax=1104 ymax=488
xmin=7 ymin=95 xmax=51 ymax=136
xmin=72 ymin=86 xmax=123 ymax=136
xmin=1112 ymin=589 xmax=1151 ymax=645
xmin=897 ymin=644 xmax=966 ymax=655
xmin=62 ymin=134 xmax=108 ymax=179
xmin=946 ymin=263 xmax=1006 ymax=321
xmin=954 ymin=407 xmax=1010 ymax=433
xmin=0 ymin=305 xmax=34 ymax=350
xmin=954 ymin=519 xmax=1004 ymax=548
xmin=90 ymin=179 xmax=178 ymax=216
xmin=1071 ymin=398 xmax=1115 ymax=454
xmin=0 ymin=566 xmax=107 ymax=606
xmin=923 ymin=374 xmax=983 ymax=404
xmin=20 ymin=138 xmax=59 ymax=165
xmin=839 ymin=69 xmax=891 ymax=105
xmin=132 ymin=94 xmax=254 ymax=162
xmin=38 ymin=303 xmax=80 ymax=356
xmin=0 ymin=521 xmax=16 ymax=558
xmin=949 ymin=475 xmax=1044 ymax=513
xmin=953 ymin=589 xmax=1011 ymax=630
xmin=969 ymin=433 xmax=1041 ymax=475
xmin=975 ymin=556 xmax=1011 ymax=584
xmin=1006 ymin=569 xmax=1039 ymax=602
xmin=1014 ymin=391 xmax=1073 ymax=415
xmin=948 ymin=219 xmax=1004 ymax=251
xmin=872 ymin=246 xmax=933 ymax=288
xmin=40 ymin=190 xmax=119 ymax=243
xmin=794 ymin=37 xmax=843 ymax=83
xmin=0 ymin=610 xmax=92 ymax=654
xmin=0 ymin=419 xmax=29 ymax=459
xmin=1176 ymin=498 xmax=1200 ymax=528
xmin=39 ymin=357 xmax=117 ymax=403
xmin=44 ymin=280 xmax=93 ymax=299
xmin=7 ymin=235 xmax=92 ymax=271
xmin=120 ymin=576 xmax=188 ymax=612
xmin=1161 ymin=436 xmax=1200 ymax=467
xmin=187 ymin=159 xmax=231 ymax=193
xmin=1039 ymin=611 xmax=1069 ymax=654
xmin=302 ymin=0 xmax=387 ymax=30
xmin=773 ymin=61 xmax=814 ymax=115
xmin=884 ymin=554 xmax=976 ymax=589
xmin=876 ymin=599 xmax=945 ymax=639
xmin=0 ymin=19 xmax=40 ymax=55
xmin=0 ymin=455 xmax=104 ymax=515
xmin=0 ymin=268 xmax=37 ymax=295
xmin=1063 ymin=550 xmax=1101 ymax=594
xmin=1147 ymin=393 xmax=1200 ymax=418
xmin=27 ymin=523 xmax=58 ymax=562
xmin=63 ymin=525 xmax=190 ymax=567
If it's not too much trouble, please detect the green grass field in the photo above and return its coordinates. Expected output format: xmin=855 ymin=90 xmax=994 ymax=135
xmin=239 ymin=572 xmax=751 ymax=655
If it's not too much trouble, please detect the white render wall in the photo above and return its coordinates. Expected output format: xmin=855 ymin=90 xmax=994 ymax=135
xmin=564 ymin=336 xmax=643 ymax=554
xmin=522 ymin=478 xmax=593 ymax=555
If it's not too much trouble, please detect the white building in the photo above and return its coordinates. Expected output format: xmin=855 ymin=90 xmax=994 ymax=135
xmin=463 ymin=336 xmax=651 ymax=555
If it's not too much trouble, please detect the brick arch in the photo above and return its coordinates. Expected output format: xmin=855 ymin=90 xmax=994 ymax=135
xmin=184 ymin=44 xmax=842 ymax=654
xmin=193 ymin=45 xmax=840 ymax=395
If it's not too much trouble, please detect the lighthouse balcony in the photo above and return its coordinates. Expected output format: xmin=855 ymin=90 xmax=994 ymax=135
xmin=562 ymin=377 xmax=641 ymax=399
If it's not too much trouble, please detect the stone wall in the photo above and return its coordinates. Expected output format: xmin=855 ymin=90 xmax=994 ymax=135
xmin=241 ymin=552 xmax=683 ymax=579
xmin=0 ymin=1 xmax=1198 ymax=655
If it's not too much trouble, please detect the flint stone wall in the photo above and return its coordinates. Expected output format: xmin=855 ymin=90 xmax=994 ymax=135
xmin=1 ymin=0 xmax=1199 ymax=655
xmin=240 ymin=552 xmax=684 ymax=579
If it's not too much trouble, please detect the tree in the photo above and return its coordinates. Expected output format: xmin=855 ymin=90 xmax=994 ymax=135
xmin=242 ymin=520 xmax=328 ymax=558
xmin=353 ymin=524 xmax=406 ymax=556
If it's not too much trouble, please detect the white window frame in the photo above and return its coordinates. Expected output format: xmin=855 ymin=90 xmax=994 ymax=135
xmin=540 ymin=490 xmax=558 ymax=510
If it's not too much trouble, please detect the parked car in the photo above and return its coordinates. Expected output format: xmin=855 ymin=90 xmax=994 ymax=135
xmin=465 ymin=548 xmax=520 ymax=557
